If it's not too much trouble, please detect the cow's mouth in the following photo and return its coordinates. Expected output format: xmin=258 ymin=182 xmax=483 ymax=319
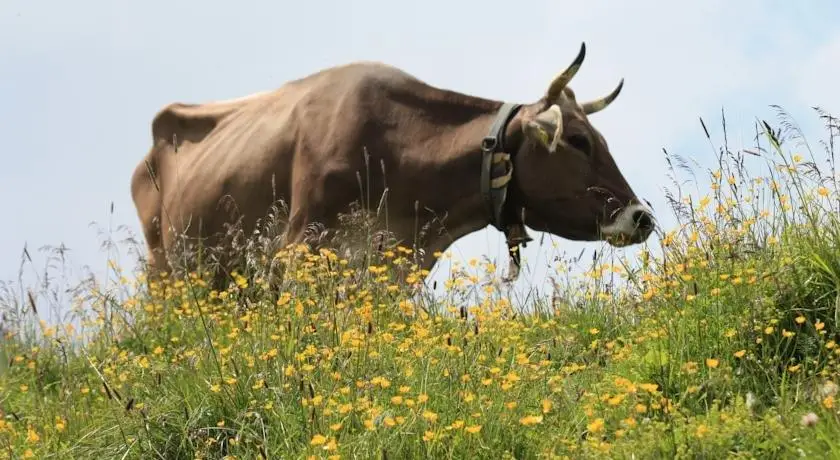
xmin=600 ymin=203 xmax=656 ymax=246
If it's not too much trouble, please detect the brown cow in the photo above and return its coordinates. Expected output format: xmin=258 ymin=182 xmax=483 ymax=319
xmin=130 ymin=43 xmax=655 ymax=283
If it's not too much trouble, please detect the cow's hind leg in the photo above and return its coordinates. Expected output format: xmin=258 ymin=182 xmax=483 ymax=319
xmin=131 ymin=155 xmax=172 ymax=283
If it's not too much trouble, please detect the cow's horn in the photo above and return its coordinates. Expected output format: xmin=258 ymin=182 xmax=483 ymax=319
xmin=581 ymin=78 xmax=624 ymax=115
xmin=546 ymin=42 xmax=586 ymax=102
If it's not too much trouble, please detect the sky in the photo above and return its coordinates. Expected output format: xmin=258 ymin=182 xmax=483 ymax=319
xmin=2 ymin=0 xmax=839 ymax=315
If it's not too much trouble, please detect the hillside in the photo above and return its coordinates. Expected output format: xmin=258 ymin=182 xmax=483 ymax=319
xmin=2 ymin=110 xmax=839 ymax=459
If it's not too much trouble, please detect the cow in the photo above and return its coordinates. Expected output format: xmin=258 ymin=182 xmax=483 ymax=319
xmin=130 ymin=42 xmax=656 ymax=286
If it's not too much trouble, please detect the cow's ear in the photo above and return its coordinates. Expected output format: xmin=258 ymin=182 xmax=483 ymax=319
xmin=522 ymin=104 xmax=564 ymax=154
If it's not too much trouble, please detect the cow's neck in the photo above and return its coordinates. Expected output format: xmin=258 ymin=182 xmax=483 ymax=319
xmin=412 ymin=100 xmax=525 ymax=269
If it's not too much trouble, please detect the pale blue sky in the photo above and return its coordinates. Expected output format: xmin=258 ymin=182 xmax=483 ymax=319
xmin=2 ymin=0 xmax=839 ymax=306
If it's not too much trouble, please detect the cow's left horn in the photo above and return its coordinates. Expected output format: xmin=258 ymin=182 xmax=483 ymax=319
xmin=546 ymin=42 xmax=586 ymax=102
xmin=581 ymin=78 xmax=624 ymax=115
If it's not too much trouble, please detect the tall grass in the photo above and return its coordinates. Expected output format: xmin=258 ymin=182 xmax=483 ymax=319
xmin=1 ymin=107 xmax=839 ymax=459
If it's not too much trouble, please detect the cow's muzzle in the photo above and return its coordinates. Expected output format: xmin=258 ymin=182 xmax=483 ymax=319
xmin=600 ymin=201 xmax=656 ymax=247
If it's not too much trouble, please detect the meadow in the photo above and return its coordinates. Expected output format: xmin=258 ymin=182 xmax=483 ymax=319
xmin=1 ymin=108 xmax=839 ymax=459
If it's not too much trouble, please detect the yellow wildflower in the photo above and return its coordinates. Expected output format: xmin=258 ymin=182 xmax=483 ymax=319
xmin=27 ymin=426 xmax=40 ymax=443
xmin=541 ymin=399 xmax=553 ymax=414
xmin=519 ymin=415 xmax=543 ymax=426
xmin=587 ymin=418 xmax=605 ymax=434
xmin=639 ymin=383 xmax=659 ymax=393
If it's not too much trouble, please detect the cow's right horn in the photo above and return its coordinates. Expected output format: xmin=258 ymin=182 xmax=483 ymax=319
xmin=581 ymin=79 xmax=624 ymax=115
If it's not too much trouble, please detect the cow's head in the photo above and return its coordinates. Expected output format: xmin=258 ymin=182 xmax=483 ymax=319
xmin=511 ymin=43 xmax=655 ymax=247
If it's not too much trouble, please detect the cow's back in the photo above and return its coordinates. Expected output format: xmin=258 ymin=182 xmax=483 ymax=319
xmin=131 ymin=61 xmax=409 ymax=269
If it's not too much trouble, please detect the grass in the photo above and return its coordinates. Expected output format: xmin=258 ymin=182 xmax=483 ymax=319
xmin=1 ymin=107 xmax=840 ymax=459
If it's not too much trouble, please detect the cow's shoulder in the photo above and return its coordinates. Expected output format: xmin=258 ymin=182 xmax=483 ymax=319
xmin=312 ymin=61 xmax=424 ymax=96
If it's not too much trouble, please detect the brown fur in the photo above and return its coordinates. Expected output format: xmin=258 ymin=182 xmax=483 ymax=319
xmin=131 ymin=57 xmax=653 ymax=280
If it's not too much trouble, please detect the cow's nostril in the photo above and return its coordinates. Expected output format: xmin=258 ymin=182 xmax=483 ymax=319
xmin=632 ymin=210 xmax=654 ymax=231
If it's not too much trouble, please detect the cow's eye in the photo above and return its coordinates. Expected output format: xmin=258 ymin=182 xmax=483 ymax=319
xmin=567 ymin=134 xmax=591 ymax=156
